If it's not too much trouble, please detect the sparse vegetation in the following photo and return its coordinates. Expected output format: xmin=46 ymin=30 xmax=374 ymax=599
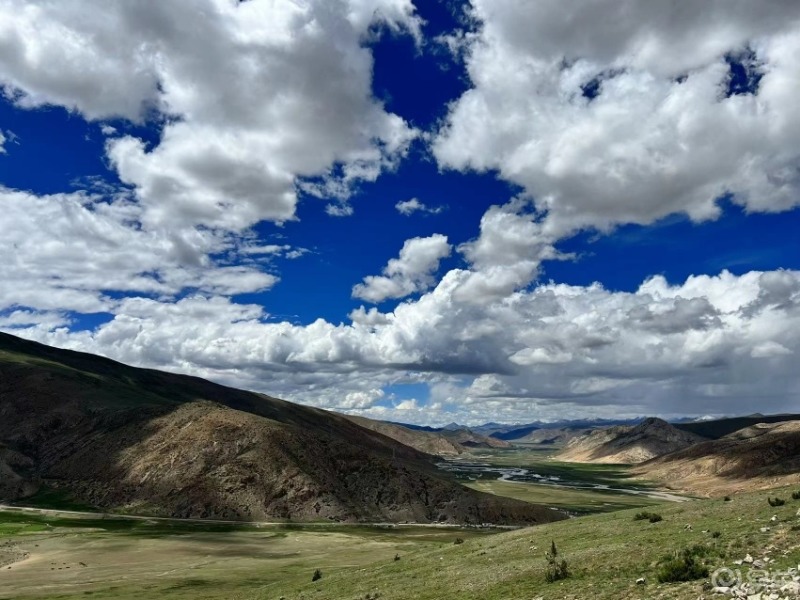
xmin=768 ymin=496 xmax=786 ymax=507
xmin=656 ymin=546 xmax=711 ymax=583
xmin=634 ymin=511 xmax=663 ymax=523
xmin=544 ymin=540 xmax=570 ymax=583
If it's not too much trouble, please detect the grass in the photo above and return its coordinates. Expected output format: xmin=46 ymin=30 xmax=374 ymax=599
xmin=452 ymin=447 xmax=651 ymax=488
xmin=0 ymin=508 xmax=495 ymax=600
xmin=449 ymin=446 xmax=672 ymax=514
xmin=259 ymin=485 xmax=800 ymax=600
xmin=9 ymin=486 xmax=99 ymax=513
xmin=465 ymin=479 xmax=664 ymax=514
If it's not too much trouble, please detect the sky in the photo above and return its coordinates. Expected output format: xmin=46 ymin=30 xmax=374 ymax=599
xmin=1 ymin=0 xmax=799 ymax=425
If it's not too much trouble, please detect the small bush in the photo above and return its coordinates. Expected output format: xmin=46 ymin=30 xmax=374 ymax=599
xmin=634 ymin=511 xmax=663 ymax=523
xmin=657 ymin=547 xmax=710 ymax=583
xmin=768 ymin=497 xmax=786 ymax=507
xmin=544 ymin=541 xmax=570 ymax=583
xmin=453 ymin=538 xmax=464 ymax=545
xmin=393 ymin=554 xmax=401 ymax=561
xmin=723 ymin=496 xmax=732 ymax=502
xmin=711 ymin=531 xmax=721 ymax=539
xmin=311 ymin=569 xmax=322 ymax=582
xmin=792 ymin=491 xmax=800 ymax=500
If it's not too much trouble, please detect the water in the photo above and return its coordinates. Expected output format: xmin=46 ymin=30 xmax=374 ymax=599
xmin=435 ymin=459 xmax=687 ymax=502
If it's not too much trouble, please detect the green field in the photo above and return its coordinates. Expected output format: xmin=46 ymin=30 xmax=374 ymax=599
xmin=465 ymin=479 xmax=665 ymax=514
xmin=260 ymin=485 xmax=800 ymax=600
xmin=4 ymin=485 xmax=799 ymax=599
xmin=0 ymin=509 xmax=497 ymax=600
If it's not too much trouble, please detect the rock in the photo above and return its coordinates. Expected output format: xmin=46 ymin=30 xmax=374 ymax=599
xmin=636 ymin=577 xmax=646 ymax=585
xmin=770 ymin=515 xmax=777 ymax=522
xmin=712 ymin=586 xmax=731 ymax=594
xmin=759 ymin=527 xmax=770 ymax=533
xmin=744 ymin=554 xmax=754 ymax=564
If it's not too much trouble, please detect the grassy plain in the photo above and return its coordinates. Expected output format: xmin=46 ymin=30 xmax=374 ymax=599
xmin=0 ymin=509 xmax=494 ymax=600
xmin=261 ymin=485 xmax=800 ymax=600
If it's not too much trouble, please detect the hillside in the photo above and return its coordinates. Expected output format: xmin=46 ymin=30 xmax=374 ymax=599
xmin=441 ymin=428 xmax=511 ymax=449
xmin=556 ymin=418 xmax=707 ymax=464
xmin=343 ymin=415 xmax=466 ymax=456
xmin=512 ymin=426 xmax=590 ymax=446
xmin=674 ymin=413 xmax=800 ymax=439
xmin=635 ymin=420 xmax=800 ymax=495
xmin=0 ymin=332 xmax=563 ymax=525
xmin=265 ymin=485 xmax=800 ymax=600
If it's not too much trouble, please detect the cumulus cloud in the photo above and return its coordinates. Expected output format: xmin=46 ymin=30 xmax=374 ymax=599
xmin=8 ymin=268 xmax=800 ymax=423
xmin=352 ymin=234 xmax=452 ymax=302
xmin=0 ymin=187 xmax=278 ymax=314
xmin=0 ymin=0 xmax=420 ymax=230
xmin=395 ymin=198 xmax=446 ymax=216
xmin=434 ymin=0 xmax=800 ymax=237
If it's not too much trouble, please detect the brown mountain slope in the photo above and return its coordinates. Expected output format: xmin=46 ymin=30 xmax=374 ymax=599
xmin=343 ymin=415 xmax=465 ymax=456
xmin=0 ymin=332 xmax=564 ymax=525
xmin=516 ymin=427 xmax=590 ymax=446
xmin=633 ymin=420 xmax=800 ymax=496
xmin=443 ymin=429 xmax=511 ymax=449
xmin=556 ymin=418 xmax=707 ymax=464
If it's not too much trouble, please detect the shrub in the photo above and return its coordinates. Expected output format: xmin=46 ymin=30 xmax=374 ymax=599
xmin=723 ymin=496 xmax=732 ymax=502
xmin=394 ymin=554 xmax=401 ymax=561
xmin=711 ymin=531 xmax=721 ymax=539
xmin=311 ymin=569 xmax=322 ymax=582
xmin=544 ymin=541 xmax=570 ymax=583
xmin=657 ymin=547 xmax=710 ymax=583
xmin=792 ymin=491 xmax=800 ymax=500
xmin=453 ymin=538 xmax=464 ymax=545
xmin=634 ymin=511 xmax=663 ymax=523
xmin=768 ymin=497 xmax=786 ymax=507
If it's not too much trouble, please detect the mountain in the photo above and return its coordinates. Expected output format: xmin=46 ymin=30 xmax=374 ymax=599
xmin=343 ymin=415 xmax=465 ymax=456
xmin=555 ymin=418 xmax=707 ymax=464
xmin=489 ymin=424 xmax=540 ymax=441
xmin=512 ymin=426 xmax=591 ymax=446
xmin=673 ymin=413 xmax=800 ymax=439
xmin=635 ymin=420 xmax=800 ymax=495
xmin=0 ymin=332 xmax=564 ymax=526
xmin=354 ymin=419 xmax=510 ymax=453
xmin=441 ymin=428 xmax=511 ymax=449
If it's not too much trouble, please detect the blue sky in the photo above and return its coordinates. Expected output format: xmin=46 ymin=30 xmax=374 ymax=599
xmin=1 ymin=1 xmax=799 ymax=425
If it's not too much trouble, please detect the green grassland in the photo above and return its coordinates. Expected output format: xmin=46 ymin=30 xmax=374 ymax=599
xmin=260 ymin=485 xmax=800 ymax=600
xmin=464 ymin=479 xmax=665 ymax=514
xmin=4 ymin=481 xmax=800 ymax=599
xmin=0 ymin=509 xmax=496 ymax=600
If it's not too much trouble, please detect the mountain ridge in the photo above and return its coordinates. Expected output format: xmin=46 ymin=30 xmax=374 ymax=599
xmin=0 ymin=332 xmax=563 ymax=526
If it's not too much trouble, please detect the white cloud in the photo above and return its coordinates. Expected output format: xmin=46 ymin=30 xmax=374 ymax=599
xmin=0 ymin=130 xmax=5 ymax=154
xmin=434 ymin=1 xmax=800 ymax=238
xmin=395 ymin=198 xmax=446 ymax=216
xmin=352 ymin=234 xmax=452 ymax=302
xmin=0 ymin=187 xmax=278 ymax=313
xmin=8 ymin=267 xmax=800 ymax=422
xmin=0 ymin=0 xmax=420 ymax=231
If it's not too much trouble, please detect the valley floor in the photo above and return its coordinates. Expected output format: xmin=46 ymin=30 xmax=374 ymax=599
xmin=6 ymin=452 xmax=792 ymax=600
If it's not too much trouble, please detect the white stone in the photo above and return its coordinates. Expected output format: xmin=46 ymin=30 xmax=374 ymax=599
xmin=712 ymin=586 xmax=731 ymax=594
